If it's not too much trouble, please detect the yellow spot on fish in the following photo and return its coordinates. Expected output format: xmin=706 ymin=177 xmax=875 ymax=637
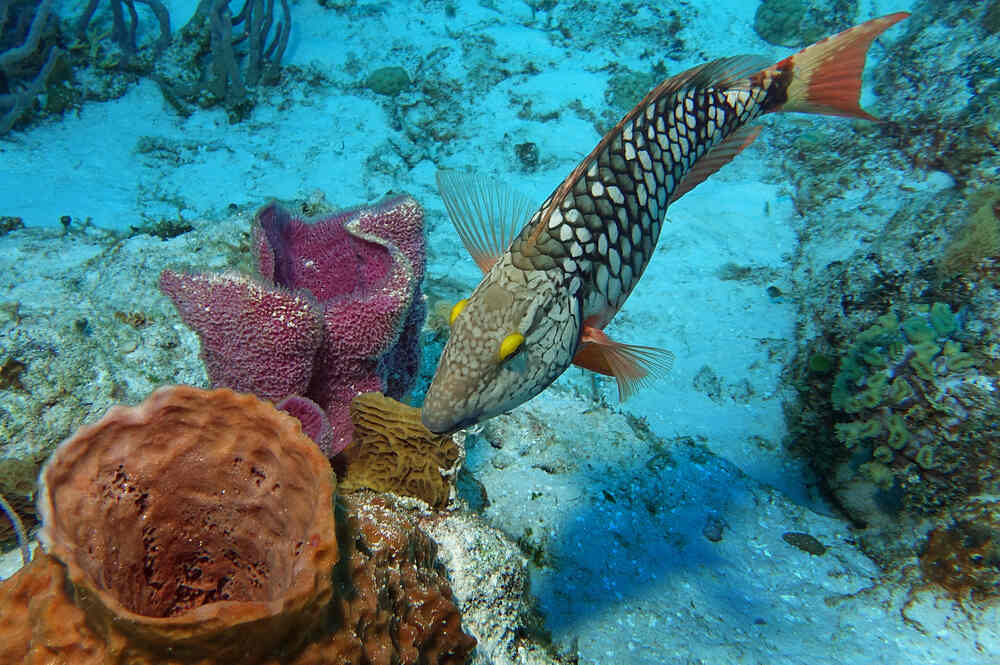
xmin=498 ymin=332 xmax=525 ymax=361
xmin=449 ymin=299 xmax=468 ymax=325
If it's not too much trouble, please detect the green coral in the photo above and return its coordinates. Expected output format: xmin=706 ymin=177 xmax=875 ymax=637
xmin=831 ymin=312 xmax=904 ymax=411
xmin=808 ymin=352 xmax=835 ymax=373
xmin=885 ymin=413 xmax=909 ymax=449
xmin=833 ymin=305 xmax=960 ymax=411
xmin=827 ymin=300 xmax=998 ymax=522
xmin=915 ymin=445 xmax=936 ymax=470
xmin=929 ymin=302 xmax=958 ymax=337
xmin=901 ymin=315 xmax=936 ymax=344
xmin=834 ymin=418 xmax=881 ymax=447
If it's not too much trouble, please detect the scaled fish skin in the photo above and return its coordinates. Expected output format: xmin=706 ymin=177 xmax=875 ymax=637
xmin=422 ymin=13 xmax=910 ymax=433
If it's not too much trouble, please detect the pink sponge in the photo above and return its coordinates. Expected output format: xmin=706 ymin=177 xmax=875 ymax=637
xmin=160 ymin=195 xmax=426 ymax=457
xmin=158 ymin=270 xmax=324 ymax=401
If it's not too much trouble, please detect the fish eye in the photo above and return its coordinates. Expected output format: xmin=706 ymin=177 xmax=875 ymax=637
xmin=498 ymin=332 xmax=525 ymax=361
xmin=449 ymin=299 xmax=468 ymax=325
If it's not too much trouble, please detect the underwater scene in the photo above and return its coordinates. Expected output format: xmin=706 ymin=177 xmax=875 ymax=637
xmin=1 ymin=0 xmax=999 ymax=663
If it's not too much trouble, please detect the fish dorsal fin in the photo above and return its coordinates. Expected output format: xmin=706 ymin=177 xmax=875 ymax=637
xmin=572 ymin=325 xmax=675 ymax=401
xmin=436 ymin=170 xmax=536 ymax=274
xmin=668 ymin=124 xmax=762 ymax=205
xmin=543 ymin=56 xmax=772 ymax=223
xmin=654 ymin=54 xmax=774 ymax=96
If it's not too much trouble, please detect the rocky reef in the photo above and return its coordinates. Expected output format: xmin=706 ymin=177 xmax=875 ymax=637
xmin=0 ymin=196 xmax=566 ymax=665
xmin=781 ymin=0 xmax=1000 ymax=597
xmin=0 ymin=194 xmax=424 ymax=538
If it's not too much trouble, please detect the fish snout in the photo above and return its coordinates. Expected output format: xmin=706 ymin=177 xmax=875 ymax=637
xmin=420 ymin=387 xmax=480 ymax=434
xmin=420 ymin=407 xmax=477 ymax=435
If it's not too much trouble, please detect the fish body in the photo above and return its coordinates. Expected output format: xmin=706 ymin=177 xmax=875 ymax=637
xmin=422 ymin=12 xmax=909 ymax=433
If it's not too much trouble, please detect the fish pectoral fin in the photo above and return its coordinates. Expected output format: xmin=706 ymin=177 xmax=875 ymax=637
xmin=436 ymin=170 xmax=536 ymax=274
xmin=668 ymin=124 xmax=762 ymax=205
xmin=572 ymin=326 xmax=675 ymax=401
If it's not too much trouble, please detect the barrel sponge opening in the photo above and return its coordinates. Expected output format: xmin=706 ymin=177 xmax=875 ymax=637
xmin=35 ymin=385 xmax=337 ymax=657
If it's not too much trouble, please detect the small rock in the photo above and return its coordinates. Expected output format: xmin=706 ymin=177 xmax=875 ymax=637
xmin=515 ymin=141 xmax=539 ymax=170
xmin=366 ymin=66 xmax=411 ymax=96
xmin=781 ymin=531 xmax=827 ymax=555
xmin=491 ymin=452 xmax=514 ymax=470
xmin=702 ymin=514 xmax=726 ymax=542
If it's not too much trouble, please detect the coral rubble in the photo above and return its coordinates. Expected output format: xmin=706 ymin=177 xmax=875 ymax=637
xmin=0 ymin=386 xmax=475 ymax=664
xmin=161 ymin=195 xmax=427 ymax=458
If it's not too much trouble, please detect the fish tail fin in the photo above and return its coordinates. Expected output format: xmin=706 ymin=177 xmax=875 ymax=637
xmin=768 ymin=12 xmax=909 ymax=120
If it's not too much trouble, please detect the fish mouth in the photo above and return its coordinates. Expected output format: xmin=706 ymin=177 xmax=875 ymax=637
xmin=420 ymin=408 xmax=480 ymax=435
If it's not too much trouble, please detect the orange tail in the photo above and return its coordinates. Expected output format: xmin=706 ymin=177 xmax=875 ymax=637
xmin=770 ymin=12 xmax=909 ymax=120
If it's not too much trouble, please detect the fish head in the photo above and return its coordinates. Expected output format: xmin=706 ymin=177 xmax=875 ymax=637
xmin=421 ymin=264 xmax=580 ymax=433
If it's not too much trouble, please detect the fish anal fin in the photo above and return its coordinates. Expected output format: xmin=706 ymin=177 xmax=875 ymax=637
xmin=572 ymin=325 xmax=675 ymax=401
xmin=436 ymin=170 xmax=536 ymax=274
xmin=771 ymin=12 xmax=909 ymax=120
xmin=669 ymin=125 xmax=762 ymax=205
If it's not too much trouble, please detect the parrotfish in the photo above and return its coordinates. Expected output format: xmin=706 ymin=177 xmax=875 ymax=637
xmin=421 ymin=13 xmax=909 ymax=433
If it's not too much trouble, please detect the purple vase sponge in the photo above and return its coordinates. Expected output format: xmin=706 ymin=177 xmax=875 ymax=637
xmin=160 ymin=195 xmax=426 ymax=457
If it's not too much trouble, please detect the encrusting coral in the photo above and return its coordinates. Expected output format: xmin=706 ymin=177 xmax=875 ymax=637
xmin=340 ymin=392 xmax=463 ymax=509
xmin=160 ymin=195 xmax=427 ymax=458
xmin=0 ymin=385 xmax=475 ymax=664
xmin=938 ymin=186 xmax=1000 ymax=279
xmin=919 ymin=495 xmax=1000 ymax=602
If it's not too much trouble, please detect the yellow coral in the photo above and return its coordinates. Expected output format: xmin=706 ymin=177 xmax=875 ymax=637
xmin=938 ymin=186 xmax=1000 ymax=278
xmin=340 ymin=392 xmax=463 ymax=508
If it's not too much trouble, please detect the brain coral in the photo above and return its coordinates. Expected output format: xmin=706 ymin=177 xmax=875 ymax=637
xmin=339 ymin=392 xmax=463 ymax=509
xmin=0 ymin=386 xmax=475 ymax=664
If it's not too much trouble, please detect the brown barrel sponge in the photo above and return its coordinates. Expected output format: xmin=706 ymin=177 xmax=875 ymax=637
xmin=35 ymin=385 xmax=338 ymax=663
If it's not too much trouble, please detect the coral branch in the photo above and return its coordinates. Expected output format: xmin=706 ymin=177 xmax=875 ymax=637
xmin=74 ymin=0 xmax=172 ymax=65
xmin=157 ymin=0 xmax=291 ymax=119
xmin=0 ymin=0 xmax=62 ymax=134
xmin=207 ymin=0 xmax=246 ymax=105
xmin=135 ymin=0 xmax=172 ymax=53
xmin=0 ymin=49 xmax=62 ymax=135
xmin=0 ymin=0 xmax=50 ymax=68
